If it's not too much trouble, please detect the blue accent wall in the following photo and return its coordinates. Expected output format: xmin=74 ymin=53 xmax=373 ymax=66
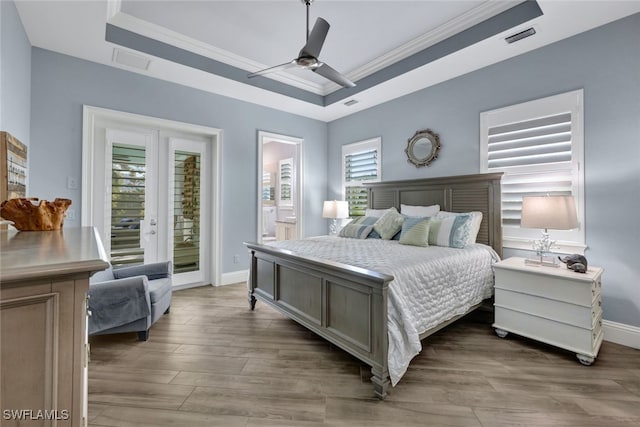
xmin=29 ymin=48 xmax=327 ymax=275
xmin=1 ymin=0 xmax=31 ymax=145
xmin=328 ymin=13 xmax=640 ymax=327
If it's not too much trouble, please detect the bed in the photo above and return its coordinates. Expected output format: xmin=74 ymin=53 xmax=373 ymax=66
xmin=244 ymin=173 xmax=503 ymax=399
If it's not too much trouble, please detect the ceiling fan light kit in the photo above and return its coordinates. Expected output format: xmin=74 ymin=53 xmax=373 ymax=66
xmin=247 ymin=0 xmax=355 ymax=88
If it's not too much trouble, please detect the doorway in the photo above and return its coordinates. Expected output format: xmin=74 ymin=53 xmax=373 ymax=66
xmin=257 ymin=131 xmax=303 ymax=244
xmin=82 ymin=106 xmax=221 ymax=288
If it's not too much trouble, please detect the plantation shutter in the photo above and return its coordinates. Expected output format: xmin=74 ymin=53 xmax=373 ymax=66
xmin=487 ymin=113 xmax=574 ymax=227
xmin=342 ymin=138 xmax=381 ymax=217
xmin=481 ymin=90 xmax=585 ymax=252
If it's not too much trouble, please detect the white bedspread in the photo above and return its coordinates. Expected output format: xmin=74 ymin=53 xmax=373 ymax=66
xmin=270 ymin=236 xmax=499 ymax=385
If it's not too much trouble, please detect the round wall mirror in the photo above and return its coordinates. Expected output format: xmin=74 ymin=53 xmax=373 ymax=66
xmin=405 ymin=129 xmax=441 ymax=167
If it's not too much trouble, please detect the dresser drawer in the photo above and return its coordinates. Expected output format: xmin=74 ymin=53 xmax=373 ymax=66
xmin=494 ymin=307 xmax=602 ymax=357
xmin=495 ymin=288 xmax=602 ymax=328
xmin=495 ymin=268 xmax=600 ymax=306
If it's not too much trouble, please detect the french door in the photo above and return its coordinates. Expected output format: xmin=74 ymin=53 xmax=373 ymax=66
xmin=96 ymin=127 xmax=210 ymax=287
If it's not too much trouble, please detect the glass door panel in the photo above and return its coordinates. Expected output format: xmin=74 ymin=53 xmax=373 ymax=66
xmin=110 ymin=143 xmax=146 ymax=266
xmin=173 ymin=151 xmax=201 ymax=274
xmin=169 ymin=137 xmax=207 ymax=286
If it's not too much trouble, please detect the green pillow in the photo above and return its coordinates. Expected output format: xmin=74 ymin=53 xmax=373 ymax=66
xmin=399 ymin=217 xmax=431 ymax=247
xmin=373 ymin=207 xmax=404 ymax=240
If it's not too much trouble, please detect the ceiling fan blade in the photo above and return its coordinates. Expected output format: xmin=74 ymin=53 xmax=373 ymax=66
xmin=248 ymin=60 xmax=297 ymax=78
xmin=299 ymin=17 xmax=330 ymax=59
xmin=313 ymin=63 xmax=356 ymax=88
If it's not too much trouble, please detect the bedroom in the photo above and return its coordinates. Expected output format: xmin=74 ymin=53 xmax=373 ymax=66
xmin=1 ymin=0 xmax=639 ymax=425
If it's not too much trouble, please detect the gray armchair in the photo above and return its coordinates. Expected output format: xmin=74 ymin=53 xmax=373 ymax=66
xmin=88 ymin=261 xmax=172 ymax=341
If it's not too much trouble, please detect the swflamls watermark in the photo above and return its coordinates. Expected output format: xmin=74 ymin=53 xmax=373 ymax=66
xmin=2 ymin=409 xmax=70 ymax=421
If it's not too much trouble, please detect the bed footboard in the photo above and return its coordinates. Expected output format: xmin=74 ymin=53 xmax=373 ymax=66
xmin=245 ymin=242 xmax=394 ymax=399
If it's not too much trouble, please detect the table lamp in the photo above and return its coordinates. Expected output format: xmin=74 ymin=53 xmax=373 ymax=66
xmin=520 ymin=195 xmax=578 ymax=267
xmin=322 ymin=200 xmax=349 ymax=236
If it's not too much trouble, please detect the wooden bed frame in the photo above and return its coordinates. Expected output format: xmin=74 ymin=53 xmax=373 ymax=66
xmin=245 ymin=173 xmax=503 ymax=399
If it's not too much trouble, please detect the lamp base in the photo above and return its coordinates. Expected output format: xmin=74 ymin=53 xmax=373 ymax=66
xmin=328 ymin=218 xmax=338 ymax=236
xmin=524 ymin=255 xmax=560 ymax=268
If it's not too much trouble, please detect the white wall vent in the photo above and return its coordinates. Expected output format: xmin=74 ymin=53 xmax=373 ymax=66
xmin=112 ymin=48 xmax=151 ymax=71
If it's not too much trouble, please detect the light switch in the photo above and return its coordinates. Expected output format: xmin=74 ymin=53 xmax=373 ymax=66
xmin=67 ymin=176 xmax=78 ymax=189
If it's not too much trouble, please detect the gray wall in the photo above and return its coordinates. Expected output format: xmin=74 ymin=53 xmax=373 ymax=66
xmin=29 ymin=48 xmax=327 ymax=275
xmin=1 ymin=0 xmax=31 ymax=146
xmin=328 ymin=13 xmax=640 ymax=327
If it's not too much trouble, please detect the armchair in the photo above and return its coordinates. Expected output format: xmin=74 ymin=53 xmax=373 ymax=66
xmin=88 ymin=261 xmax=172 ymax=341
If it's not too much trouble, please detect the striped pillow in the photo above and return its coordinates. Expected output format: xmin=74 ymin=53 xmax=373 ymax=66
xmin=351 ymin=216 xmax=381 ymax=238
xmin=436 ymin=211 xmax=483 ymax=246
xmin=399 ymin=217 xmax=431 ymax=247
xmin=338 ymin=224 xmax=373 ymax=239
xmin=428 ymin=213 xmax=474 ymax=248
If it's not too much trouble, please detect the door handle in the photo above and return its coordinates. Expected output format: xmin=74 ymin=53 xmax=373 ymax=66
xmin=149 ymin=219 xmax=157 ymax=226
xmin=146 ymin=230 xmax=157 ymax=235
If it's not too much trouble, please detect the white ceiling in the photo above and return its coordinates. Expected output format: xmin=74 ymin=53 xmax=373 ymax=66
xmin=15 ymin=1 xmax=640 ymax=122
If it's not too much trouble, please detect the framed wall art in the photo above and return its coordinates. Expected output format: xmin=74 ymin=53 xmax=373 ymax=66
xmin=1 ymin=131 xmax=28 ymax=202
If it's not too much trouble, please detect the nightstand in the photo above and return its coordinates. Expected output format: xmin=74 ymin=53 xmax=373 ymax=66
xmin=493 ymin=257 xmax=604 ymax=365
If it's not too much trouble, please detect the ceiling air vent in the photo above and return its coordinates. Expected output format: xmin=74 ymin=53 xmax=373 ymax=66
xmin=112 ymin=48 xmax=151 ymax=71
xmin=505 ymin=27 xmax=536 ymax=44
xmin=344 ymin=99 xmax=359 ymax=107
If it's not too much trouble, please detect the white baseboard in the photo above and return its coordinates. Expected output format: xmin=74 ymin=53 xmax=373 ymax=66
xmin=603 ymin=319 xmax=640 ymax=350
xmin=219 ymin=269 xmax=249 ymax=286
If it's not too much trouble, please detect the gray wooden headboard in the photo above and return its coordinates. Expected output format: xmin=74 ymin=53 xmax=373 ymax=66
xmin=366 ymin=173 xmax=503 ymax=257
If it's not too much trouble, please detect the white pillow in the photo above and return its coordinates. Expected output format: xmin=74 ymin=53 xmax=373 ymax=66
xmin=365 ymin=208 xmax=392 ymax=218
xmin=401 ymin=204 xmax=440 ymax=217
xmin=436 ymin=211 xmax=483 ymax=245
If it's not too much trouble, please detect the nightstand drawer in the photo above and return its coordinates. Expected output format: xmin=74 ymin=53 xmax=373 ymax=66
xmin=495 ymin=268 xmax=600 ymax=306
xmin=495 ymin=289 xmax=602 ymax=328
xmin=494 ymin=307 xmax=602 ymax=356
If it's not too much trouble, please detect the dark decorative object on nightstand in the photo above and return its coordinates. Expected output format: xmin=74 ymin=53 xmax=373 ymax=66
xmin=559 ymin=254 xmax=588 ymax=273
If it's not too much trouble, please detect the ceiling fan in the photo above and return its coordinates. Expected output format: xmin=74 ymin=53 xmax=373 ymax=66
xmin=247 ymin=0 xmax=356 ymax=88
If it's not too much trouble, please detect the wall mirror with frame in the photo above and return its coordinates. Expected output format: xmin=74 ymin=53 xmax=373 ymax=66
xmin=405 ymin=129 xmax=440 ymax=167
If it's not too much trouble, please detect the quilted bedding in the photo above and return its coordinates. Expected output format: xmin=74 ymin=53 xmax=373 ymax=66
xmin=270 ymin=236 xmax=499 ymax=385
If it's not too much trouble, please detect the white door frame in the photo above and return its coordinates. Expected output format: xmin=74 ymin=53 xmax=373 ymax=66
xmin=257 ymin=131 xmax=304 ymax=244
xmin=82 ymin=105 xmax=222 ymax=287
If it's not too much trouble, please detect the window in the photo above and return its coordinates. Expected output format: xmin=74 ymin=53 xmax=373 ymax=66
xmin=342 ymin=137 xmax=382 ymax=217
xmin=480 ymin=89 xmax=585 ymax=253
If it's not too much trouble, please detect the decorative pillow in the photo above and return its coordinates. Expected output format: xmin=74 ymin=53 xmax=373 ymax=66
xmin=338 ymin=224 xmax=373 ymax=239
xmin=428 ymin=213 xmax=474 ymax=248
xmin=400 ymin=203 xmax=440 ymax=217
xmin=365 ymin=208 xmax=391 ymax=218
xmin=399 ymin=217 xmax=431 ymax=247
xmin=351 ymin=216 xmax=381 ymax=238
xmin=436 ymin=211 xmax=483 ymax=246
xmin=373 ymin=207 xmax=404 ymax=240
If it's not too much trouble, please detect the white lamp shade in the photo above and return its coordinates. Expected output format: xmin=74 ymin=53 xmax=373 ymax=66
xmin=521 ymin=195 xmax=578 ymax=230
xmin=322 ymin=200 xmax=349 ymax=219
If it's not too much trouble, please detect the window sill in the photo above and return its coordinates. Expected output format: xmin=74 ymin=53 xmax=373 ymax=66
xmin=503 ymin=237 xmax=587 ymax=255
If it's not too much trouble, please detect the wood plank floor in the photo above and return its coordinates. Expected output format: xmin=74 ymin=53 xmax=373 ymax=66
xmin=88 ymin=283 xmax=640 ymax=426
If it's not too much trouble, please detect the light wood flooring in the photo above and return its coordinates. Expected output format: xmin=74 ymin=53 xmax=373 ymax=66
xmin=88 ymin=283 xmax=640 ymax=426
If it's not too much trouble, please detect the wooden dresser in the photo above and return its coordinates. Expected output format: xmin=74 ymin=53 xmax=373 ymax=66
xmin=0 ymin=227 xmax=109 ymax=426
xmin=493 ymin=257 xmax=604 ymax=365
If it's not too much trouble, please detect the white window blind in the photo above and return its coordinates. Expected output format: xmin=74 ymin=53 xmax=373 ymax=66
xmin=342 ymin=137 xmax=381 ymax=217
xmin=481 ymin=90 xmax=585 ymax=253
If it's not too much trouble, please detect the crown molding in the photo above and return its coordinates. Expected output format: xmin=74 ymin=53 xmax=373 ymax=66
xmin=107 ymin=10 xmax=327 ymax=95
xmin=106 ymin=0 xmax=518 ymax=96
xmin=321 ymin=0 xmax=520 ymax=93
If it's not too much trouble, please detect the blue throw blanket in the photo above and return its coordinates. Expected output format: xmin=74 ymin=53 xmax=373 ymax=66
xmin=88 ymin=275 xmax=150 ymax=335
